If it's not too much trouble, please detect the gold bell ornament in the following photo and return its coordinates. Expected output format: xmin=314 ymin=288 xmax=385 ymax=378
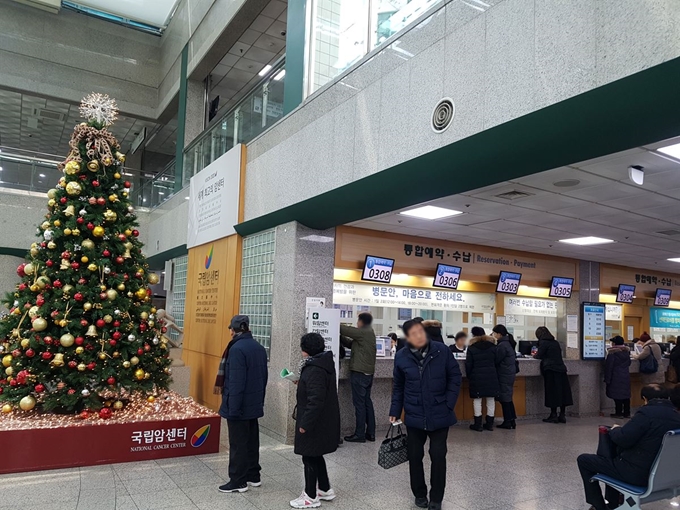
xmin=123 ymin=248 xmax=131 ymax=259
xmin=64 ymin=205 xmax=75 ymax=217
xmin=85 ymin=325 xmax=98 ymax=337
xmin=87 ymin=160 xmax=100 ymax=172
xmin=51 ymin=353 xmax=65 ymax=367
xmin=116 ymin=152 xmax=126 ymax=163
xmin=62 ymin=284 xmax=74 ymax=295
xmin=47 ymin=241 xmax=56 ymax=250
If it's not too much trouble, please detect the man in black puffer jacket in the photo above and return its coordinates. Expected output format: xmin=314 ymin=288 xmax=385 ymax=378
xmin=577 ymin=384 xmax=680 ymax=510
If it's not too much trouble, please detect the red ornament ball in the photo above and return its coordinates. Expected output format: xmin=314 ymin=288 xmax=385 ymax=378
xmin=139 ymin=323 xmax=147 ymax=332
xmin=112 ymin=332 xmax=121 ymax=340
xmin=137 ymin=349 xmax=144 ymax=355
xmin=68 ymin=361 xmax=77 ymax=369
xmin=109 ymin=339 xmax=117 ymax=346
xmin=113 ymin=320 xmax=121 ymax=328
xmin=87 ymin=222 xmax=95 ymax=230
xmin=118 ymin=234 xmax=127 ymax=242
xmin=35 ymin=384 xmax=45 ymax=393
xmin=75 ymin=336 xmax=84 ymax=346
xmin=61 ymin=251 xmax=71 ymax=260
xmin=78 ymin=278 xmax=87 ymax=285
xmin=36 ymin=295 xmax=45 ymax=306
xmin=46 ymin=259 xmax=54 ymax=267
xmin=77 ymin=217 xmax=84 ymax=225
xmin=107 ymin=377 xmax=116 ymax=385
xmin=80 ymin=410 xmax=89 ymax=419
xmin=92 ymin=180 xmax=100 ymax=187
xmin=12 ymin=349 xmax=21 ymax=358
xmin=53 ymin=280 xmax=62 ymax=288
xmin=144 ymin=344 xmax=151 ymax=352
xmin=96 ymin=319 xmax=105 ymax=328
xmin=97 ymin=197 xmax=106 ymax=206
xmin=25 ymin=349 xmax=35 ymax=358
xmin=87 ymin=362 xmax=96 ymax=370
xmin=124 ymin=181 xmax=131 ymax=188
xmin=68 ymin=389 xmax=76 ymax=395
xmin=132 ymin=229 xmax=139 ymax=237
xmin=60 ymin=197 xmax=67 ymax=204
xmin=70 ymin=262 xmax=80 ymax=270
xmin=115 ymin=257 xmax=124 ymax=265
xmin=17 ymin=263 xmax=26 ymax=277
xmin=88 ymin=197 xmax=97 ymax=205
xmin=99 ymin=292 xmax=107 ymax=300
xmin=102 ymin=249 xmax=111 ymax=257
xmin=99 ymin=408 xmax=112 ymax=420
xmin=9 ymin=380 xmax=17 ymax=387
xmin=74 ymin=292 xmax=84 ymax=302
xmin=18 ymin=283 xmax=26 ymax=291
xmin=123 ymin=274 xmax=129 ymax=281
xmin=40 ymin=241 xmax=47 ymax=248
xmin=80 ymin=319 xmax=88 ymax=327
xmin=44 ymin=336 xmax=53 ymax=345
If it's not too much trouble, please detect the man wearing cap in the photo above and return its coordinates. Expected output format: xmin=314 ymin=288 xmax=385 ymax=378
xmin=215 ymin=315 xmax=268 ymax=494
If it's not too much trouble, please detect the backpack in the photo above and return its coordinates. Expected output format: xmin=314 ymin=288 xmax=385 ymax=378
xmin=639 ymin=347 xmax=659 ymax=374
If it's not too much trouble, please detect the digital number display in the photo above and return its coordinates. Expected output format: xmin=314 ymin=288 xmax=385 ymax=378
xmin=549 ymin=277 xmax=574 ymax=298
xmin=616 ymin=284 xmax=636 ymax=304
xmin=496 ymin=271 xmax=522 ymax=295
xmin=654 ymin=288 xmax=672 ymax=307
xmin=432 ymin=264 xmax=462 ymax=290
xmin=361 ymin=255 xmax=395 ymax=284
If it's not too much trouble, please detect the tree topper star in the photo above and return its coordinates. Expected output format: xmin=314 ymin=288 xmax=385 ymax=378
xmin=79 ymin=93 xmax=118 ymax=126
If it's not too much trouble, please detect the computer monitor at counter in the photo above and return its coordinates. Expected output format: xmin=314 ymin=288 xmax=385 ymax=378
xmin=518 ymin=340 xmax=538 ymax=356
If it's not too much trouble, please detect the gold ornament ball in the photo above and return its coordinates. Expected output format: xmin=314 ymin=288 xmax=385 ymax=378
xmin=48 ymin=199 xmax=56 ymax=207
xmin=113 ymin=400 xmax=123 ymax=410
xmin=98 ymin=352 xmax=107 ymax=360
xmin=36 ymin=276 xmax=50 ymax=289
xmin=41 ymin=221 xmax=50 ymax=230
xmin=134 ymin=368 xmax=145 ymax=381
xmin=21 ymin=338 xmax=30 ymax=349
xmin=144 ymin=372 xmax=151 ymax=379
xmin=92 ymin=226 xmax=105 ymax=238
xmin=30 ymin=284 xmax=40 ymax=293
xmin=75 ymin=346 xmax=84 ymax=355
xmin=147 ymin=273 xmax=160 ymax=285
xmin=100 ymin=285 xmax=107 ymax=291
xmin=113 ymin=172 xmax=121 ymax=179
xmin=63 ymin=228 xmax=72 ymax=236
xmin=28 ymin=305 xmax=40 ymax=318
xmin=2 ymin=355 xmax=13 ymax=368
xmin=30 ymin=247 xmax=39 ymax=257
xmin=83 ymin=302 xmax=93 ymax=311
xmin=122 ymin=192 xmax=128 ymax=198
xmin=88 ymin=263 xmax=98 ymax=272
xmin=5 ymin=367 xmax=13 ymax=376
xmin=59 ymin=176 xmax=66 ymax=185
xmin=124 ymin=229 xmax=132 ymax=237
xmin=150 ymin=307 xmax=157 ymax=314
xmin=2 ymin=404 xmax=12 ymax=414
xmin=77 ymin=363 xmax=87 ymax=372
xmin=112 ymin=351 xmax=120 ymax=358
xmin=82 ymin=239 xmax=95 ymax=250
xmin=123 ymin=361 xmax=131 ymax=368
xmin=23 ymin=263 xmax=35 ymax=276
xmin=140 ymin=312 xmax=149 ymax=320
xmin=147 ymin=396 xmax=155 ymax=403
xmin=19 ymin=396 xmax=36 ymax=411
xmin=104 ymin=314 xmax=113 ymax=323
xmin=65 ymin=181 xmax=82 ymax=196
xmin=104 ymin=209 xmax=117 ymax=222
xmin=65 ymin=161 xmax=80 ymax=175
xmin=54 ymin=220 xmax=61 ymax=227
xmin=102 ymin=156 xmax=113 ymax=166
xmin=87 ymin=160 xmax=100 ymax=172
xmin=130 ymin=356 xmax=139 ymax=366
xmin=81 ymin=256 xmax=89 ymax=263
xmin=117 ymin=283 xmax=125 ymax=291
xmin=134 ymin=288 xmax=147 ymax=300
xmin=58 ymin=319 xmax=69 ymax=328
xmin=106 ymin=289 xmax=118 ymax=301
xmin=127 ymin=292 xmax=133 ymax=298
xmin=32 ymin=318 xmax=48 ymax=331
xmin=47 ymin=189 xmax=57 ymax=199
xmin=60 ymin=333 xmax=75 ymax=347
xmin=108 ymin=194 xmax=118 ymax=203
xmin=47 ymin=241 xmax=57 ymax=250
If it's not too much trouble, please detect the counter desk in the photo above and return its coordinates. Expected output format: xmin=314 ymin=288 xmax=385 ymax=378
xmin=337 ymin=356 xmax=670 ymax=435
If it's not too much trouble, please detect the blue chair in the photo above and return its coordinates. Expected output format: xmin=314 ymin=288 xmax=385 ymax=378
xmin=591 ymin=429 xmax=680 ymax=509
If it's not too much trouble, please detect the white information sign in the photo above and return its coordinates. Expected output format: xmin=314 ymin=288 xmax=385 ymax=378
xmin=307 ymin=308 xmax=340 ymax=383
xmin=496 ymin=271 xmax=522 ymax=294
xmin=187 ymin=144 xmax=242 ymax=249
xmin=432 ymin=264 xmax=462 ymax=290
xmin=333 ymin=282 xmax=496 ymax=312
xmin=583 ymin=303 xmax=606 ymax=359
xmin=567 ymin=332 xmax=578 ymax=349
xmin=305 ymin=297 xmax=326 ymax=320
xmin=504 ymin=296 xmax=557 ymax=318
xmin=606 ymin=304 xmax=622 ymax=321
xmin=567 ymin=315 xmax=578 ymax=333
xmin=361 ymin=256 xmax=395 ymax=284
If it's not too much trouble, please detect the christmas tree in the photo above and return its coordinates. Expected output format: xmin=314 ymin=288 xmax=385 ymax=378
xmin=0 ymin=94 xmax=171 ymax=418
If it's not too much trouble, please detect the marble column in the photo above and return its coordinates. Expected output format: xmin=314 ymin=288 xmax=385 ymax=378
xmin=260 ymin=222 xmax=336 ymax=443
xmin=184 ymin=79 xmax=206 ymax=146
xmin=576 ymin=260 xmax=603 ymax=416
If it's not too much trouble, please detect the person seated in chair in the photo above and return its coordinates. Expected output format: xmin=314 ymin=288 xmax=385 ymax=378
xmin=577 ymin=384 xmax=680 ymax=510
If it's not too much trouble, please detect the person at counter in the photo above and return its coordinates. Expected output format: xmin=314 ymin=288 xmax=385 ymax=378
xmin=471 ymin=326 xmax=486 ymax=337
xmin=534 ymin=327 xmax=573 ymax=424
xmin=633 ymin=332 xmax=665 ymax=385
xmin=466 ymin=333 xmax=499 ymax=432
xmin=670 ymin=341 xmax=680 ymax=384
xmin=390 ymin=319 xmax=462 ymax=510
xmin=605 ymin=336 xmax=631 ymax=419
xmin=340 ymin=313 xmax=377 ymax=443
xmin=423 ymin=320 xmax=444 ymax=343
xmin=449 ymin=331 xmax=468 ymax=355
xmin=492 ymin=325 xmax=518 ymax=430
xmin=577 ymin=384 xmax=680 ymax=510
xmin=388 ymin=332 xmax=406 ymax=354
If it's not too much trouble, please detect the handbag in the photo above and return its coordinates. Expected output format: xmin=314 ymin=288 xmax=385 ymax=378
xmin=597 ymin=426 xmax=617 ymax=459
xmin=378 ymin=424 xmax=408 ymax=469
xmin=667 ymin=365 xmax=678 ymax=384
xmin=639 ymin=351 xmax=658 ymax=374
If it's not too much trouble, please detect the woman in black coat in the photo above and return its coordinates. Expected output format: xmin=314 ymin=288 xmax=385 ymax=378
xmin=465 ymin=335 xmax=500 ymax=431
xmin=534 ymin=327 xmax=573 ymax=423
xmin=492 ymin=325 xmax=518 ymax=429
xmin=605 ymin=335 xmax=632 ymax=418
xmin=291 ymin=333 xmax=340 ymax=508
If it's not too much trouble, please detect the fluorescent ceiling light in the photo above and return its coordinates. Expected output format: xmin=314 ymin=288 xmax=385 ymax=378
xmin=657 ymin=142 xmax=680 ymax=159
xmin=668 ymin=258 xmax=680 ymax=263
xmin=39 ymin=174 xmax=46 ymax=178
xmin=559 ymin=236 xmax=614 ymax=246
xmin=258 ymin=65 xmax=272 ymax=76
xmin=400 ymin=205 xmax=463 ymax=220
xmin=273 ymin=69 xmax=286 ymax=81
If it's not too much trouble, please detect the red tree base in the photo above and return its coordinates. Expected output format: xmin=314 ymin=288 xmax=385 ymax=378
xmin=0 ymin=391 xmax=221 ymax=474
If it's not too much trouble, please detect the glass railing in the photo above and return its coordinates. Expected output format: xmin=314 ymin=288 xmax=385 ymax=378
xmin=131 ymin=58 xmax=286 ymax=209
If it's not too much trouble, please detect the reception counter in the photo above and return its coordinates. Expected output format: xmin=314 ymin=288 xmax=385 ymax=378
xmin=337 ymin=357 xmax=670 ymax=435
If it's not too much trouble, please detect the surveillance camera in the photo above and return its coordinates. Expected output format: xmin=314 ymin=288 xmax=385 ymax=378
xmin=628 ymin=165 xmax=644 ymax=186
xmin=280 ymin=30 xmax=287 ymax=36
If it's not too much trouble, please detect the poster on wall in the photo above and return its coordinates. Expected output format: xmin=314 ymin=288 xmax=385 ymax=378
xmin=582 ymin=302 xmax=606 ymax=360
xmin=187 ymin=144 xmax=242 ymax=249
xmin=504 ymin=296 xmax=557 ymax=318
xmin=333 ymin=282 xmax=496 ymax=312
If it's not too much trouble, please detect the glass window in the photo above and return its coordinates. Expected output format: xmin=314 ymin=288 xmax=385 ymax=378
xmin=370 ymin=0 xmax=444 ymax=48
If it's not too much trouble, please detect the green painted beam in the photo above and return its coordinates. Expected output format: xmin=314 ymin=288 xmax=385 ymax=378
xmin=145 ymin=245 xmax=188 ymax=270
xmin=236 ymin=56 xmax=680 ymax=237
xmin=282 ymin=0 xmax=307 ymax=115
xmin=0 ymin=247 xmax=27 ymax=259
xmin=174 ymin=44 xmax=190 ymax=193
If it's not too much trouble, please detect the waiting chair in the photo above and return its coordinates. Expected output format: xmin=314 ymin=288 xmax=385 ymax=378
xmin=591 ymin=429 xmax=680 ymax=509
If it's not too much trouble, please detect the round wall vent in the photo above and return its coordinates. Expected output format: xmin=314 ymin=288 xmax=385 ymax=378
xmin=431 ymin=98 xmax=455 ymax=133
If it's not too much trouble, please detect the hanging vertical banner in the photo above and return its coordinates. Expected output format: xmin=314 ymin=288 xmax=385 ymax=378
xmin=187 ymin=144 xmax=243 ymax=249
xmin=307 ymin=308 xmax=341 ymax=383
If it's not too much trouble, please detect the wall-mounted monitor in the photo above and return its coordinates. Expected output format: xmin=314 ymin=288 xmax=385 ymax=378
xmin=432 ymin=264 xmax=462 ymax=290
xmin=582 ymin=302 xmax=606 ymax=360
xmin=496 ymin=271 xmax=522 ymax=295
xmin=616 ymin=284 xmax=636 ymax=304
xmin=549 ymin=276 xmax=574 ymax=298
xmin=360 ymin=255 xmax=395 ymax=284
xmin=654 ymin=288 xmax=672 ymax=307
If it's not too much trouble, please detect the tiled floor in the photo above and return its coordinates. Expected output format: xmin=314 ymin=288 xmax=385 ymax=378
xmin=2 ymin=417 xmax=679 ymax=510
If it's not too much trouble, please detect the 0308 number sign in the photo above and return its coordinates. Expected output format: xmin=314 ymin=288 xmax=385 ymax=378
xmin=361 ymin=255 xmax=395 ymax=284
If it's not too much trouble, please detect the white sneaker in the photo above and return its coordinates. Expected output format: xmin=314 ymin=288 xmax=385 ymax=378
xmin=317 ymin=488 xmax=336 ymax=501
xmin=247 ymin=481 xmax=262 ymax=487
xmin=290 ymin=492 xmax=321 ymax=508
